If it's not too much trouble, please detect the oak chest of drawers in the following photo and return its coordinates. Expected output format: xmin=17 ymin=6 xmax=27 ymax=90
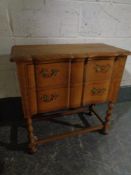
xmin=11 ymin=43 xmax=131 ymax=153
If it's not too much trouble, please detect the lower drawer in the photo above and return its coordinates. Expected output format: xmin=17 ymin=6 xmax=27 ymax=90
xmin=83 ymin=81 xmax=110 ymax=104
xmin=37 ymin=87 xmax=68 ymax=113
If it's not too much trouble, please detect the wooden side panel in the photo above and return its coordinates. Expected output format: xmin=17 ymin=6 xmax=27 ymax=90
xmin=16 ymin=63 xmax=30 ymax=117
xmin=108 ymin=56 xmax=127 ymax=102
xmin=110 ymin=57 xmax=127 ymax=79
xmin=26 ymin=64 xmax=38 ymax=115
xmin=27 ymin=64 xmax=36 ymax=88
xmin=16 ymin=63 xmax=37 ymax=117
xmin=28 ymin=88 xmax=37 ymax=115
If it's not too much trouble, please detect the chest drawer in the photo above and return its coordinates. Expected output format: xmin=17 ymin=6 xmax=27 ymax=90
xmin=85 ymin=59 xmax=114 ymax=82
xmin=83 ymin=81 xmax=110 ymax=104
xmin=37 ymin=87 xmax=68 ymax=113
xmin=35 ymin=62 xmax=69 ymax=88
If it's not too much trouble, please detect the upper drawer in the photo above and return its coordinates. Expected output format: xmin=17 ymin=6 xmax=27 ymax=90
xmin=85 ymin=59 xmax=114 ymax=82
xmin=35 ymin=62 xmax=69 ymax=88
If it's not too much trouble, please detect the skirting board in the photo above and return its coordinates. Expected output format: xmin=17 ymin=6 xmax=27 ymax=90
xmin=0 ymin=86 xmax=131 ymax=121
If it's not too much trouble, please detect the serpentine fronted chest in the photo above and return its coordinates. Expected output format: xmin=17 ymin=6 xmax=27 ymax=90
xmin=11 ymin=43 xmax=131 ymax=153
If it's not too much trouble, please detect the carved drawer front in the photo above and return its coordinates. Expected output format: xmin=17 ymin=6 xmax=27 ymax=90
xmin=35 ymin=62 xmax=69 ymax=88
xmin=85 ymin=59 xmax=114 ymax=82
xmin=83 ymin=81 xmax=110 ymax=104
xmin=37 ymin=87 xmax=68 ymax=113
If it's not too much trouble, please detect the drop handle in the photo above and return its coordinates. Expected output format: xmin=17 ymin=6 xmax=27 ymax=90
xmin=40 ymin=94 xmax=59 ymax=102
xmin=95 ymin=64 xmax=111 ymax=73
xmin=40 ymin=68 xmax=59 ymax=78
xmin=91 ymin=88 xmax=106 ymax=95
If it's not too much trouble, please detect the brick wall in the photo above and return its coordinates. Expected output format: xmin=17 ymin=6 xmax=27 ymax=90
xmin=0 ymin=0 xmax=131 ymax=98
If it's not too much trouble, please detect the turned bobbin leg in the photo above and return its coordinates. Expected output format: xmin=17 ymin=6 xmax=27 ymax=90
xmin=26 ymin=116 xmax=37 ymax=153
xmin=103 ymin=102 xmax=114 ymax=134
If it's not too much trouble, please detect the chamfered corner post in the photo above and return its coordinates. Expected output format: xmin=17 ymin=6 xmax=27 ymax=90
xmin=103 ymin=102 xmax=114 ymax=134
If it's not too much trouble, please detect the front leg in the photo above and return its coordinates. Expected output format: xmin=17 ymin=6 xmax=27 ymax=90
xmin=26 ymin=116 xmax=37 ymax=153
xmin=103 ymin=102 xmax=114 ymax=134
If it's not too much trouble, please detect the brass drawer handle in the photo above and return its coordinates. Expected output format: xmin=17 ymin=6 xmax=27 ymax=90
xmin=91 ymin=88 xmax=106 ymax=95
xmin=40 ymin=68 xmax=59 ymax=78
xmin=40 ymin=94 xmax=59 ymax=102
xmin=95 ymin=64 xmax=111 ymax=73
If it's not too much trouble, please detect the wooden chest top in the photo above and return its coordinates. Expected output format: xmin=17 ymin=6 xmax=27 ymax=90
xmin=11 ymin=43 xmax=131 ymax=62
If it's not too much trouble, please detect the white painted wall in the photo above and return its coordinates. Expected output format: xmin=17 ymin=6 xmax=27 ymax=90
xmin=0 ymin=0 xmax=131 ymax=98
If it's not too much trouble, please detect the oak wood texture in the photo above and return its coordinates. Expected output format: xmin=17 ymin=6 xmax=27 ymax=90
xmin=11 ymin=43 xmax=131 ymax=153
